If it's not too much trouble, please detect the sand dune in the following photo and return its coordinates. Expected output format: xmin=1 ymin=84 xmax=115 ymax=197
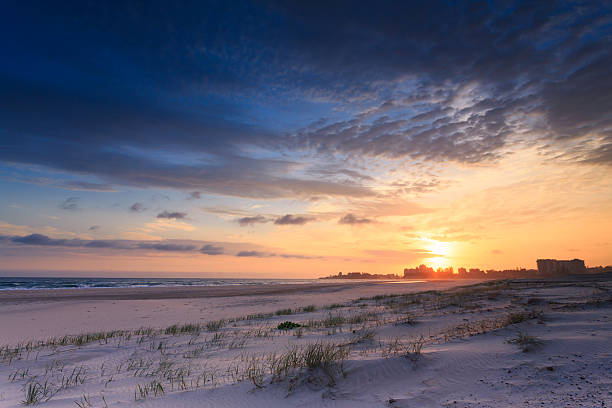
xmin=0 ymin=276 xmax=610 ymax=407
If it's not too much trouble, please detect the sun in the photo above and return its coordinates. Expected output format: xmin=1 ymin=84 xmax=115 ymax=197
xmin=427 ymin=256 xmax=447 ymax=269
xmin=424 ymin=239 xmax=454 ymax=269
xmin=428 ymin=240 xmax=452 ymax=257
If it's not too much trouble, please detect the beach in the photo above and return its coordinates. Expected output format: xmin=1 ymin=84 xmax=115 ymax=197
xmin=0 ymin=276 xmax=610 ymax=407
xmin=0 ymin=280 xmax=469 ymax=344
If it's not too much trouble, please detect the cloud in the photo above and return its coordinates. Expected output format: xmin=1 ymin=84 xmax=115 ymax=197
xmin=0 ymin=0 xmax=610 ymax=212
xmin=274 ymin=214 xmax=314 ymax=225
xmin=58 ymin=181 xmax=116 ymax=192
xmin=130 ymin=203 xmax=146 ymax=212
xmin=4 ymin=233 xmax=210 ymax=254
xmin=338 ymin=214 xmax=372 ymax=225
xmin=234 ymin=250 xmax=316 ymax=259
xmin=236 ymin=215 xmax=269 ymax=227
xmin=2 ymin=232 xmax=320 ymax=259
xmin=137 ymin=242 xmax=196 ymax=252
xmin=11 ymin=234 xmax=76 ymax=246
xmin=88 ymin=225 xmax=100 ymax=231
xmin=58 ymin=197 xmax=79 ymax=211
xmin=157 ymin=210 xmax=187 ymax=219
xmin=200 ymin=244 xmax=224 ymax=255
xmin=187 ymin=191 xmax=202 ymax=200
xmin=235 ymin=250 xmax=266 ymax=257
xmin=84 ymin=240 xmax=125 ymax=249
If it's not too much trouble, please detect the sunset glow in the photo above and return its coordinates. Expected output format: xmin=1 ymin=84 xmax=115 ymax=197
xmin=1 ymin=2 xmax=611 ymax=278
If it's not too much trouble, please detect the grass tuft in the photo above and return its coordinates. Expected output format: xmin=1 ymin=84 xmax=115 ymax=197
xmin=205 ymin=319 xmax=226 ymax=332
xmin=507 ymin=331 xmax=542 ymax=352
xmin=504 ymin=310 xmax=541 ymax=326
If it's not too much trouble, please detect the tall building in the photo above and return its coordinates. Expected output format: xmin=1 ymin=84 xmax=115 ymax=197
xmin=536 ymin=259 xmax=586 ymax=276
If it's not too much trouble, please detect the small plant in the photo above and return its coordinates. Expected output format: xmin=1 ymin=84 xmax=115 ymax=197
xmin=507 ymin=331 xmax=542 ymax=352
xmin=277 ymin=321 xmax=301 ymax=330
xmin=275 ymin=308 xmax=294 ymax=316
xmin=325 ymin=303 xmax=344 ymax=310
xmin=302 ymin=342 xmax=349 ymax=370
xmin=348 ymin=311 xmax=377 ymax=325
xmin=245 ymin=357 xmax=266 ymax=388
xmin=206 ymin=319 xmax=226 ymax=332
xmin=396 ymin=314 xmax=417 ymax=326
xmin=322 ymin=313 xmax=346 ymax=327
xmin=504 ymin=310 xmax=541 ymax=326
xmin=349 ymin=328 xmax=375 ymax=344
xmin=22 ymin=383 xmax=43 ymax=405
xmin=74 ymin=394 xmax=92 ymax=408
xmin=302 ymin=305 xmax=316 ymax=313
xmin=406 ymin=335 xmax=424 ymax=360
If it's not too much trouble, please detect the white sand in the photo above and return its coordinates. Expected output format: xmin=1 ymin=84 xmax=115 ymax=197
xmin=0 ymin=280 xmax=470 ymax=344
xmin=0 ymin=276 xmax=610 ymax=407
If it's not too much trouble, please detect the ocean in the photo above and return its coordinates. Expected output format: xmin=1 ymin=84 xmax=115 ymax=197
xmin=0 ymin=276 xmax=324 ymax=290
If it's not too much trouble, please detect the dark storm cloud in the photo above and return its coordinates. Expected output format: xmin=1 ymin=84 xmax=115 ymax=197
xmin=274 ymin=214 xmax=314 ymax=225
xmin=157 ymin=211 xmax=187 ymax=220
xmin=130 ymin=203 xmax=146 ymax=213
xmin=338 ymin=214 xmax=372 ymax=225
xmin=236 ymin=215 xmax=269 ymax=227
xmin=200 ymin=244 xmax=224 ymax=255
xmin=1 ymin=0 xmax=610 ymax=208
xmin=58 ymin=197 xmax=80 ymax=211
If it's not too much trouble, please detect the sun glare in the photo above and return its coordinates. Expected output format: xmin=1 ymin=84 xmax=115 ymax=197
xmin=428 ymin=256 xmax=448 ymax=269
xmin=425 ymin=239 xmax=452 ymax=257
xmin=424 ymin=240 xmax=453 ymax=269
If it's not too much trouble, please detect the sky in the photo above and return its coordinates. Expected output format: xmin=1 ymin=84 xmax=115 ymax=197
xmin=1 ymin=1 xmax=611 ymax=278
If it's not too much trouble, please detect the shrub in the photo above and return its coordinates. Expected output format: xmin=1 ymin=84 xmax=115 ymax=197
xmin=507 ymin=331 xmax=542 ymax=352
xmin=302 ymin=342 xmax=349 ymax=370
xmin=277 ymin=321 xmax=302 ymax=330
xmin=504 ymin=310 xmax=541 ymax=326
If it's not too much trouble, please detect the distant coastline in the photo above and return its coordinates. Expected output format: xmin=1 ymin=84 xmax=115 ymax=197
xmin=322 ymin=260 xmax=612 ymax=281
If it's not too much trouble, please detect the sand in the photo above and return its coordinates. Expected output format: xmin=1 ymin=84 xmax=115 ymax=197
xmin=0 ymin=276 xmax=610 ymax=407
xmin=0 ymin=280 xmax=470 ymax=344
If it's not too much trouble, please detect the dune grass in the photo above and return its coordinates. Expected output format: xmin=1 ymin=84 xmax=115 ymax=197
xmin=507 ymin=331 xmax=543 ymax=352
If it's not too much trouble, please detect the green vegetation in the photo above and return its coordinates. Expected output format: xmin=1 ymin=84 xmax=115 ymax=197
xmin=205 ymin=319 xmax=226 ymax=332
xmin=277 ymin=321 xmax=302 ymax=330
